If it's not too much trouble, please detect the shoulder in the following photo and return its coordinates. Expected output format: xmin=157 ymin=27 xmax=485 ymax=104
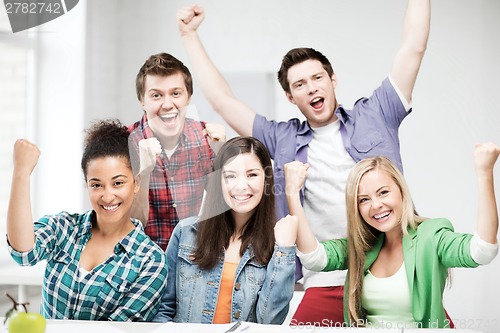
xmin=171 ymin=216 xmax=201 ymax=238
xmin=184 ymin=118 xmax=207 ymax=135
xmin=39 ymin=210 xmax=90 ymax=228
xmin=131 ymin=227 xmax=166 ymax=261
xmin=253 ymin=114 xmax=307 ymax=133
xmin=416 ymin=218 xmax=454 ymax=235
xmin=177 ymin=216 xmax=201 ymax=228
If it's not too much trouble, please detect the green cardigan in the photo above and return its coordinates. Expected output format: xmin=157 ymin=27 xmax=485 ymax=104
xmin=321 ymin=218 xmax=479 ymax=328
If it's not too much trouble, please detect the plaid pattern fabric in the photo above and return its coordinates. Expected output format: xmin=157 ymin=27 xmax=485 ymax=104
xmin=8 ymin=211 xmax=167 ymax=321
xmin=128 ymin=115 xmax=214 ymax=250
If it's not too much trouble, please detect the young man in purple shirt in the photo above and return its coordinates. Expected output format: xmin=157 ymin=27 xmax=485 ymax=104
xmin=176 ymin=0 xmax=430 ymax=326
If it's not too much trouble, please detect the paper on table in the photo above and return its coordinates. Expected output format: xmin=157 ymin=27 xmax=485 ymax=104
xmin=46 ymin=323 xmax=126 ymax=333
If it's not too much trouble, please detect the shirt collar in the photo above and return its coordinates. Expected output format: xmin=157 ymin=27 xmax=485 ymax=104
xmin=139 ymin=114 xmax=205 ymax=148
xmin=77 ymin=211 xmax=143 ymax=258
xmin=334 ymin=104 xmax=350 ymax=123
xmin=116 ymin=219 xmax=143 ymax=257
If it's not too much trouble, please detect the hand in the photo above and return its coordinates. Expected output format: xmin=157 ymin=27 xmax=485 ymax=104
xmin=274 ymin=214 xmax=299 ymax=247
xmin=474 ymin=142 xmax=500 ymax=176
xmin=139 ymin=138 xmax=162 ymax=175
xmin=284 ymin=161 xmax=309 ymax=196
xmin=13 ymin=139 xmax=40 ymax=176
xmin=203 ymin=123 xmax=226 ymax=143
xmin=177 ymin=4 xmax=205 ymax=36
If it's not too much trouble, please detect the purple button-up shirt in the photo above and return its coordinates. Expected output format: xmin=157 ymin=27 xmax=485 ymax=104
xmin=253 ymin=78 xmax=410 ymax=220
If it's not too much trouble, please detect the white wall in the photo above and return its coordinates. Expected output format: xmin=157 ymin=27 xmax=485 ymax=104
xmin=4 ymin=0 xmax=499 ymax=330
xmin=83 ymin=1 xmax=500 ymax=330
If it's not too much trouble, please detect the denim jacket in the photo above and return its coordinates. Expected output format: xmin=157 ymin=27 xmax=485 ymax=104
xmin=153 ymin=216 xmax=296 ymax=324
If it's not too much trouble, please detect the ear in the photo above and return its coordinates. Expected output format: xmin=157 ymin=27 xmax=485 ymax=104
xmin=134 ymin=175 xmax=141 ymax=194
xmin=331 ymin=73 xmax=337 ymax=89
xmin=286 ymin=91 xmax=296 ymax=105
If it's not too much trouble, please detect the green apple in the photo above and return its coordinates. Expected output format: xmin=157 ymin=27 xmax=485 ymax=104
xmin=8 ymin=311 xmax=46 ymax=333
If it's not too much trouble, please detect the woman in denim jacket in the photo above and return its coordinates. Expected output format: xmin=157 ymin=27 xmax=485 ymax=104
xmin=154 ymin=136 xmax=298 ymax=324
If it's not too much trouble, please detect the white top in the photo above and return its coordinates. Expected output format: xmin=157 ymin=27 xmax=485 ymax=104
xmin=78 ymin=266 xmax=90 ymax=282
xmin=302 ymin=119 xmax=355 ymax=289
xmin=362 ymin=262 xmax=417 ymax=328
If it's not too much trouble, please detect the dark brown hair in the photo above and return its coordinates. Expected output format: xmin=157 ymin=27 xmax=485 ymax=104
xmin=81 ymin=119 xmax=130 ymax=180
xmin=192 ymin=137 xmax=275 ymax=270
xmin=277 ymin=47 xmax=334 ymax=93
xmin=135 ymin=52 xmax=193 ymax=102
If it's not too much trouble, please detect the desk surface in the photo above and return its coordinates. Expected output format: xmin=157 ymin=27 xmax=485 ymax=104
xmin=0 ymin=319 xmax=485 ymax=333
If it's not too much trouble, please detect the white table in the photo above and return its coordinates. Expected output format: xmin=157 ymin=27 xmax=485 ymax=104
xmin=0 ymin=319 xmax=486 ymax=333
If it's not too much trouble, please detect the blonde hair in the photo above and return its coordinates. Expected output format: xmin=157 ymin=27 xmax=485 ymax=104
xmin=345 ymin=156 xmax=426 ymax=325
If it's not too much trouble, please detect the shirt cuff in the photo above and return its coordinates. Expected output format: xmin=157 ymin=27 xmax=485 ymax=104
xmin=470 ymin=233 xmax=499 ymax=265
xmin=296 ymin=239 xmax=328 ymax=271
xmin=388 ymin=75 xmax=411 ymax=112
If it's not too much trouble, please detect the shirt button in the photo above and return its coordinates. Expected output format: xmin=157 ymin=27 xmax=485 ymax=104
xmin=170 ymin=176 xmax=174 ymax=181
xmin=234 ymin=311 xmax=241 ymax=319
xmin=235 ymin=282 xmax=241 ymax=290
xmin=276 ymin=251 xmax=284 ymax=257
xmin=172 ymin=203 xmax=177 ymax=208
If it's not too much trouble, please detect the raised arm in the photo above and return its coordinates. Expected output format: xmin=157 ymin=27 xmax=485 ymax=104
xmin=284 ymin=161 xmax=318 ymax=254
xmin=7 ymin=139 xmax=40 ymax=252
xmin=177 ymin=5 xmax=255 ymax=137
xmin=130 ymin=138 xmax=161 ymax=225
xmin=474 ymin=142 xmax=499 ymax=244
xmin=390 ymin=0 xmax=431 ymax=103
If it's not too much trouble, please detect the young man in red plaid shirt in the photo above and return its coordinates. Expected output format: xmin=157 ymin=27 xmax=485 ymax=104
xmin=128 ymin=53 xmax=225 ymax=250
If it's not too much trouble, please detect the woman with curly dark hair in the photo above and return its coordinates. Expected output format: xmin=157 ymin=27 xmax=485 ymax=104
xmin=7 ymin=119 xmax=167 ymax=321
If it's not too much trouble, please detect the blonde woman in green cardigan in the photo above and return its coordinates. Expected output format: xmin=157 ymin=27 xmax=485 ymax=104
xmin=284 ymin=142 xmax=499 ymax=328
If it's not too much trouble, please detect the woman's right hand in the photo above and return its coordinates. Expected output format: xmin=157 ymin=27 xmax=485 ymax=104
xmin=13 ymin=139 xmax=40 ymax=176
xmin=274 ymin=214 xmax=299 ymax=247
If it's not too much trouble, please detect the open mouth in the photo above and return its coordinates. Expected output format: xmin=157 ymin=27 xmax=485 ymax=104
xmin=372 ymin=210 xmax=391 ymax=222
xmin=101 ymin=203 xmax=120 ymax=212
xmin=231 ymin=194 xmax=253 ymax=203
xmin=310 ymin=97 xmax=324 ymax=110
xmin=159 ymin=112 xmax=179 ymax=126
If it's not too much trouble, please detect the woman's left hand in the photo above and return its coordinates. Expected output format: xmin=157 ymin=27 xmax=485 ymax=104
xmin=474 ymin=142 xmax=500 ymax=175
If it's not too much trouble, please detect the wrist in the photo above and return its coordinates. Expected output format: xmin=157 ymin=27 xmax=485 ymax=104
xmin=180 ymin=29 xmax=198 ymax=39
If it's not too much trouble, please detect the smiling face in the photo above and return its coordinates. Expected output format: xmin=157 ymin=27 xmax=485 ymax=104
xmin=86 ymin=156 xmax=139 ymax=226
xmin=141 ymin=72 xmax=190 ymax=148
xmin=357 ymin=168 xmax=403 ymax=236
xmin=286 ymin=59 xmax=338 ymax=128
xmin=221 ymin=153 xmax=265 ymax=224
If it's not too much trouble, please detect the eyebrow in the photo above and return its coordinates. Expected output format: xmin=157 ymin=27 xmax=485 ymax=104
xmin=88 ymin=174 xmax=128 ymax=182
xmin=357 ymin=185 xmax=390 ymax=197
xmin=223 ymin=168 xmax=261 ymax=173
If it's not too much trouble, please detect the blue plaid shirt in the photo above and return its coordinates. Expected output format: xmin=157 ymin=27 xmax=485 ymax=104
xmin=8 ymin=210 xmax=167 ymax=321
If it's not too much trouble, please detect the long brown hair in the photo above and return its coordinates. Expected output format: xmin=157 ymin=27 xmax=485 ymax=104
xmin=345 ymin=156 xmax=426 ymax=325
xmin=192 ymin=137 xmax=276 ymax=270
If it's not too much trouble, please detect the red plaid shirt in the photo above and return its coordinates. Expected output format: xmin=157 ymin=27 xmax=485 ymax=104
xmin=129 ymin=115 xmax=214 ymax=250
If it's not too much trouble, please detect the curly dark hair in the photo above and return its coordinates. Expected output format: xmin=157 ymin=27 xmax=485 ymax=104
xmin=80 ymin=119 xmax=131 ymax=180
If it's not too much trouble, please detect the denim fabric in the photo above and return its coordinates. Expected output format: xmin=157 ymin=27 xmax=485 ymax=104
xmin=154 ymin=216 xmax=296 ymax=324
